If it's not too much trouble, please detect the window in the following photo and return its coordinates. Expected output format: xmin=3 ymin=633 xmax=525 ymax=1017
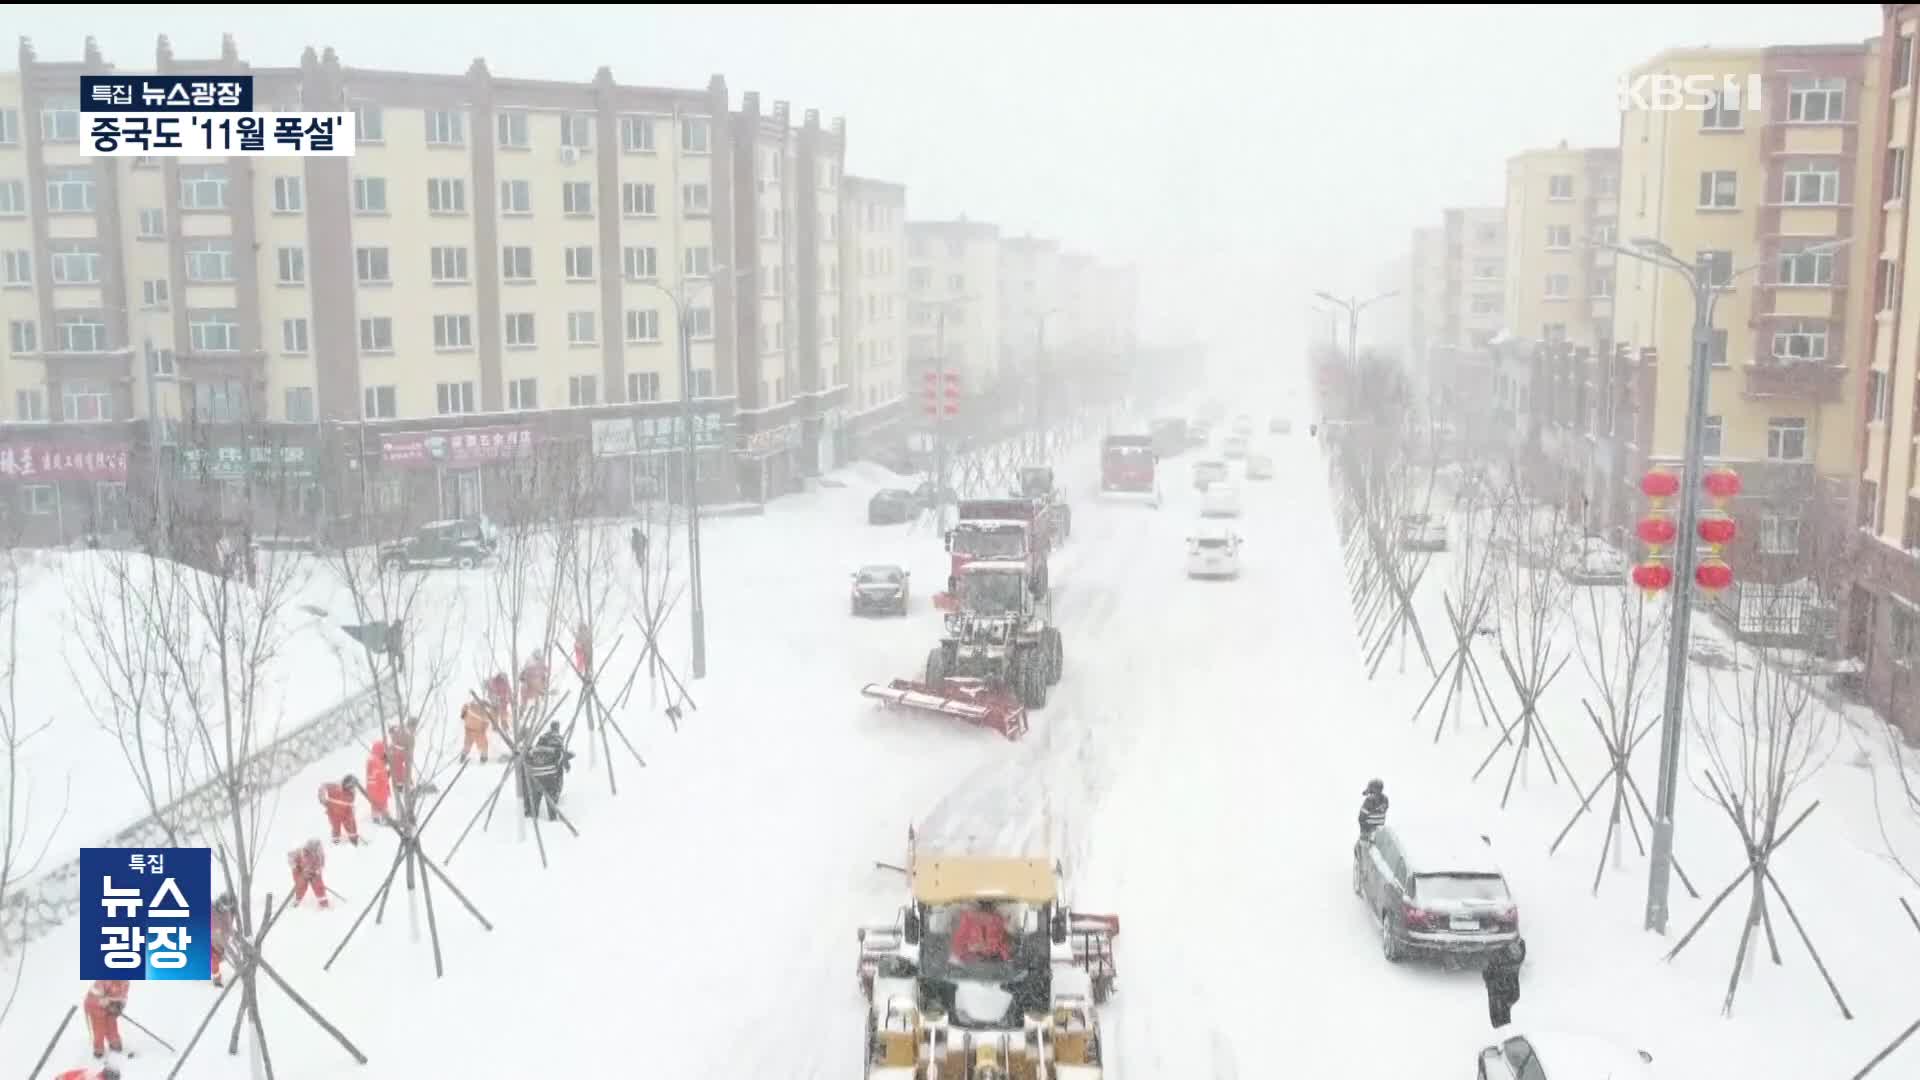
xmin=188 ymin=310 xmax=238 ymax=352
xmin=354 ymin=246 xmax=391 ymax=284
xmin=1696 ymin=249 xmax=1733 ymax=288
xmin=363 ymin=384 xmax=397 ymax=419
xmin=1778 ymin=242 xmax=1835 ymax=286
xmin=1701 ymin=87 xmax=1743 ymax=130
xmin=1879 ymin=258 xmax=1901 ymax=312
xmin=625 ymin=308 xmax=660 ymax=343
xmin=1788 ymin=77 xmax=1845 ymax=123
xmin=62 ymin=380 xmax=112 ymax=421
xmin=562 ymin=113 xmax=593 ymax=150
xmin=436 ymin=381 xmax=476 ymax=415
xmin=427 ymin=177 xmax=467 ymax=214
xmin=505 ymin=312 xmax=536 ymax=347
xmin=620 ymin=115 xmax=655 ymax=152
xmin=0 ymin=109 xmax=15 ymax=146
xmin=623 ymin=245 xmax=658 ymax=280
xmin=358 ymin=316 xmax=393 ymax=353
xmin=431 ymin=245 xmax=470 ymax=283
xmin=567 ymin=310 xmax=597 ymax=345
xmin=565 ymin=246 xmax=595 ymax=280
xmin=138 ymin=208 xmax=165 ymax=238
xmin=628 ymin=371 xmax=661 ymax=401
xmin=353 ymin=104 xmax=384 ymax=143
xmin=1547 ymin=174 xmax=1574 ymax=200
xmin=1544 ymin=273 xmax=1570 ymax=299
xmin=1760 ymin=515 xmax=1802 ymax=555
xmin=563 ymin=181 xmax=593 ymax=216
xmin=683 ymin=246 xmax=712 ymax=276
xmin=1472 ymin=259 xmax=1501 ymax=280
xmin=190 ymin=379 xmax=249 ymax=423
xmin=508 ymin=377 xmax=540 ymax=410
xmin=40 ymin=98 xmax=78 ymax=142
xmin=0 ymin=250 xmax=28 ymax=287
xmin=142 ymin=278 xmax=169 ymax=307
xmin=0 ymin=180 xmax=24 ymax=215
xmin=272 ymin=175 xmax=304 ymax=213
xmin=150 ymin=346 xmax=174 ymax=376
xmin=1591 ymin=221 xmax=1617 ymax=247
xmin=909 ymin=267 xmax=930 ymax=291
xmin=433 ymin=314 xmax=473 ymax=350
xmin=282 ymin=317 xmax=309 ymax=354
xmin=497 ymin=111 xmax=529 ymax=149
xmin=276 ymin=246 xmax=306 ymax=284
xmin=568 ymin=374 xmax=598 ymax=405
xmin=284 ymin=386 xmax=315 ymax=423
xmin=8 ymin=320 xmax=36 ymax=354
xmin=1698 ymin=171 xmax=1737 ymax=209
xmin=1470 ymin=294 xmax=1500 ymax=315
xmin=1590 ymin=268 xmax=1614 ymax=298
xmin=681 ymin=116 xmax=711 ymax=153
xmin=1771 ymin=319 xmax=1828 ymax=362
xmin=687 ymin=306 xmax=713 ymax=339
xmin=1888 ymin=147 xmax=1910 ymax=202
xmin=682 ymin=182 xmax=710 ymax=215
xmin=14 ymin=387 xmax=44 ymax=421
xmin=1896 ymin=606 xmax=1920 ymax=665
xmin=178 ymin=165 xmax=230 ymax=210
xmin=353 ymin=176 xmax=388 ymax=214
xmin=1592 ymin=172 xmax=1618 ymax=198
xmin=1700 ymin=328 xmax=1729 ymax=368
xmin=185 ymin=238 xmax=234 ymax=282
xmin=1766 ymin=417 xmax=1809 ymax=461
xmin=45 ymin=166 xmax=95 ymax=212
xmin=1695 ymin=414 xmax=1725 ymax=458
xmin=1545 ymin=224 xmax=1571 ymax=249
xmin=693 ymin=368 xmax=714 ymax=396
xmin=502 ymin=245 xmax=534 ymax=281
xmin=500 ymin=179 xmax=531 ymax=214
xmin=1869 ymin=369 xmax=1889 ymax=422
xmin=426 ymin=109 xmax=465 ymax=146
xmin=621 ymin=182 xmax=656 ymax=216
xmin=948 ymin=274 xmax=966 ymax=291
xmin=1781 ymin=160 xmax=1840 ymax=205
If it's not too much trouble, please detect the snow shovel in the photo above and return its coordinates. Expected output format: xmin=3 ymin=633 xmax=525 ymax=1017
xmin=119 ymin=1010 xmax=178 ymax=1053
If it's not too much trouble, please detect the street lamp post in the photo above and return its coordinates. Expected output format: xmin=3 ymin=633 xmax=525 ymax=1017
xmin=1612 ymin=234 xmax=1851 ymax=934
xmin=1314 ymin=289 xmax=1401 ymax=372
xmin=143 ymin=337 xmax=174 ymax=560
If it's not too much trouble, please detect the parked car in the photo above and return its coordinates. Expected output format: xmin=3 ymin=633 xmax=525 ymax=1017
xmin=1270 ymin=416 xmax=1294 ymax=435
xmin=850 ymin=564 xmax=910 ymax=616
xmin=1352 ymin=821 xmax=1519 ymax=964
xmin=1223 ymin=434 xmax=1250 ymax=460
xmin=1400 ymin=513 xmax=1449 ymax=552
xmin=1245 ymin=453 xmax=1275 ymax=481
xmin=1476 ymin=1030 xmax=1655 ymax=1080
xmin=379 ymin=519 xmax=493 ymax=571
xmin=1561 ymin=536 xmax=1628 ymax=585
xmin=1192 ymin=459 xmax=1229 ymax=491
xmin=1186 ymin=526 xmax=1243 ymax=579
xmin=1201 ymin=482 xmax=1243 ymax=519
xmin=868 ymin=488 xmax=918 ymax=525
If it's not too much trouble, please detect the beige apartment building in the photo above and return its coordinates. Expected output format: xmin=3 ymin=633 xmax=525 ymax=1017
xmin=1442 ymin=207 xmax=1507 ymax=352
xmin=906 ymin=218 xmax=1000 ymax=394
xmin=1849 ymin=9 xmax=1920 ymax=739
xmin=1614 ymin=43 xmax=1877 ymax=590
xmin=998 ymin=234 xmax=1060 ymax=382
xmin=839 ymin=174 xmax=907 ymax=451
xmin=1504 ymin=143 xmax=1620 ymax=353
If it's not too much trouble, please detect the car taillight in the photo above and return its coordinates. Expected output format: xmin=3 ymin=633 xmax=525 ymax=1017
xmin=1492 ymin=907 xmax=1518 ymax=929
xmin=1401 ymin=903 xmax=1434 ymax=930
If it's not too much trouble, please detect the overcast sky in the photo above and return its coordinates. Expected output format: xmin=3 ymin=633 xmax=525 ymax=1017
xmin=8 ymin=4 xmax=1883 ymax=363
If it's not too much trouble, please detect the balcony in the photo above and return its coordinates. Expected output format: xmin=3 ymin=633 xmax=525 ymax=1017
xmin=1742 ymin=359 xmax=1847 ymax=403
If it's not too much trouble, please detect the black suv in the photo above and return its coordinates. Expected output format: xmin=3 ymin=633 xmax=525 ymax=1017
xmin=1352 ymin=822 xmax=1520 ymax=965
xmin=379 ymin=519 xmax=494 ymax=571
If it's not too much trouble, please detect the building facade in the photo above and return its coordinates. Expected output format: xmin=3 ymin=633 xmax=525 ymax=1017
xmin=998 ymin=234 xmax=1060 ymax=384
xmin=1443 ymin=206 xmax=1507 ymax=353
xmin=1503 ymin=143 xmax=1619 ymax=355
xmin=839 ymin=174 xmax=907 ymax=455
xmin=906 ymin=218 xmax=1000 ymax=395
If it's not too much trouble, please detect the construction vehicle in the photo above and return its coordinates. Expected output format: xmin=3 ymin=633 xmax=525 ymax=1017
xmin=1013 ymin=466 xmax=1072 ymax=548
xmin=1099 ymin=435 xmax=1159 ymax=507
xmin=856 ymin=829 xmax=1119 ymax=1079
xmin=935 ymin=498 xmax=1052 ymax=610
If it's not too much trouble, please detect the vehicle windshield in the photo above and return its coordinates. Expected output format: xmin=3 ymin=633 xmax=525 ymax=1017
xmin=952 ymin=527 xmax=1026 ymax=559
xmin=1413 ymin=873 xmax=1510 ymax=904
xmin=857 ymin=567 xmax=903 ymax=585
xmin=1195 ymin=537 xmax=1230 ymax=550
xmin=958 ymin=570 xmax=1026 ymax=613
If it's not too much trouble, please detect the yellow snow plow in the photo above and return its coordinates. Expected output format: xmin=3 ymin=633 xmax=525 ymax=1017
xmin=856 ymin=830 xmax=1117 ymax=1078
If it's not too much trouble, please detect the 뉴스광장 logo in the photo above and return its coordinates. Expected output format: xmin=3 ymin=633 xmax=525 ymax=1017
xmin=1617 ymin=73 xmax=1766 ymax=115
xmin=80 ymin=847 xmax=213 ymax=981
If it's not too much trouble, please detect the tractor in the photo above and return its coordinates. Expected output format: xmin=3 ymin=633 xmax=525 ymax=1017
xmin=926 ymin=560 xmax=1063 ymax=709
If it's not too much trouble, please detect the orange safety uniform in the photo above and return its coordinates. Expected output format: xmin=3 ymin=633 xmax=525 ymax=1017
xmin=82 ymin=979 xmax=128 ymax=1056
xmin=461 ymin=702 xmax=493 ymax=762
xmin=364 ymin=743 xmax=392 ymax=821
xmin=55 ymin=1069 xmax=116 ymax=1080
xmin=518 ymin=659 xmax=549 ymax=705
xmin=572 ymin=624 xmax=593 ymax=679
xmin=318 ymin=780 xmax=358 ymax=844
xmin=210 ymin=904 xmax=236 ymax=985
xmin=386 ymin=725 xmax=415 ymax=788
xmin=289 ymin=842 xmax=329 ymax=907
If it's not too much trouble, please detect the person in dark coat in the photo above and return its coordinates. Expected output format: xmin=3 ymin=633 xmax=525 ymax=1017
xmin=629 ymin=526 xmax=648 ymax=570
xmin=521 ymin=721 xmax=575 ymax=821
xmin=1357 ymin=779 xmax=1389 ymax=838
xmin=1483 ymin=938 xmax=1526 ymax=1028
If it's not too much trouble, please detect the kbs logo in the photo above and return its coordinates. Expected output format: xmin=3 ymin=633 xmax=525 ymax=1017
xmin=1616 ymin=73 xmax=1764 ymax=114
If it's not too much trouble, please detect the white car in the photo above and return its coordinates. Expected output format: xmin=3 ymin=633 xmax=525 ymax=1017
xmin=1246 ymin=453 xmax=1275 ymax=480
xmin=1186 ymin=527 xmax=1242 ymax=578
xmin=1201 ymin=482 xmax=1242 ymax=518
xmin=1477 ymin=1030 xmax=1655 ymax=1080
xmin=1223 ymin=434 xmax=1249 ymax=460
xmin=1192 ymin=459 xmax=1229 ymax=491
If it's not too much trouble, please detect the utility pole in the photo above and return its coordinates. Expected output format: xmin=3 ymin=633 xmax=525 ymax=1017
xmin=934 ymin=306 xmax=950 ymax=534
xmin=1314 ymin=289 xmax=1400 ymax=375
xmin=677 ymin=287 xmax=708 ymax=680
xmin=143 ymin=337 xmax=171 ymax=560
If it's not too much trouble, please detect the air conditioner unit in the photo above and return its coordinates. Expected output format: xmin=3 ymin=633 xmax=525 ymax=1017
xmin=558 ymin=145 xmax=580 ymax=166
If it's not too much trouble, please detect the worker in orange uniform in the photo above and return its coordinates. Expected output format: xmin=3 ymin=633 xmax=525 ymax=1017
xmin=461 ymin=700 xmax=494 ymax=764
xmin=55 ymin=1058 xmax=122 ymax=1080
xmin=572 ymin=622 xmax=593 ymax=680
xmin=318 ymin=774 xmax=362 ymax=845
xmin=386 ymin=723 xmax=415 ymax=789
xmin=210 ymin=891 xmax=237 ymax=987
xmin=364 ymin=741 xmax=392 ymax=824
xmin=82 ymin=979 xmax=129 ymax=1058
xmin=289 ymin=839 xmax=329 ymax=908
xmin=518 ymin=654 xmax=550 ymax=705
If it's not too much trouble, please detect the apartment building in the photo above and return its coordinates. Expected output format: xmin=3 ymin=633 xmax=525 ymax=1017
xmin=998 ymin=234 xmax=1060 ymax=379
xmin=1443 ymin=207 xmax=1508 ymax=352
xmin=1614 ymin=43 xmax=1877 ymax=589
xmin=1055 ymin=251 xmax=1094 ymax=365
xmin=1407 ymin=226 xmax=1446 ymax=374
xmin=906 ymin=218 xmax=1000 ymax=395
xmin=1504 ymin=143 xmax=1620 ymax=354
xmin=1849 ymin=10 xmax=1920 ymax=739
xmin=839 ymin=174 xmax=907 ymax=454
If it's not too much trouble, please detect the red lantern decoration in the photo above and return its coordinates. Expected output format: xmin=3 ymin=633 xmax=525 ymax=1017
xmin=1696 ymin=515 xmax=1737 ymax=548
xmin=1636 ymin=515 xmax=1678 ymax=547
xmin=1640 ymin=468 xmax=1681 ymax=499
xmin=1631 ymin=561 xmax=1674 ymax=592
xmin=1702 ymin=467 xmax=1742 ymax=501
xmin=1695 ymin=559 xmax=1734 ymax=592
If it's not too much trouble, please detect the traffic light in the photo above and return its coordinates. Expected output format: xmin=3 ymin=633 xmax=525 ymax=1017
xmin=922 ymin=370 xmax=939 ymax=417
xmin=923 ymin=370 xmax=962 ymax=417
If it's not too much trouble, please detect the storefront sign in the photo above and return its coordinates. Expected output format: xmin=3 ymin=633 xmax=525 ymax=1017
xmin=178 ymin=444 xmax=314 ymax=480
xmin=594 ymin=414 xmax=726 ymax=456
xmin=591 ymin=418 xmax=639 ymax=458
xmin=381 ymin=426 xmax=534 ymax=468
xmin=738 ymin=424 xmax=801 ymax=455
xmin=0 ymin=443 xmax=130 ymax=481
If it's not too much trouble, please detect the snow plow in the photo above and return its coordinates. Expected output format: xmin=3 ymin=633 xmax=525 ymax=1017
xmin=856 ymin=830 xmax=1119 ymax=1079
xmin=859 ymin=677 xmax=1030 ymax=740
xmin=935 ymin=499 xmax=1051 ymax=612
xmin=1099 ymin=434 xmax=1159 ymax=507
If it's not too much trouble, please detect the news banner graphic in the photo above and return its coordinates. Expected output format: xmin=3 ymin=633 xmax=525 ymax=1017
xmin=80 ymin=847 xmax=213 ymax=982
xmin=81 ymin=74 xmax=353 ymax=158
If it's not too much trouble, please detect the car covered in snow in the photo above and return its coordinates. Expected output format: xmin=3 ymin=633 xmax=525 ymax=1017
xmin=1246 ymin=453 xmax=1275 ymax=481
xmin=868 ymin=488 xmax=920 ymax=525
xmin=850 ymin=564 xmax=911 ymax=616
xmin=1192 ymin=459 xmax=1229 ymax=491
xmin=1353 ymin=821 xmax=1519 ymax=965
xmin=1476 ymin=1030 xmax=1655 ymax=1080
xmin=1186 ymin=527 xmax=1243 ymax=579
xmin=1399 ymin=512 xmax=1448 ymax=552
xmin=1560 ymin=536 xmax=1627 ymax=585
xmin=1223 ymin=433 xmax=1250 ymax=460
xmin=1200 ymin=482 xmax=1242 ymax=519
xmin=378 ymin=518 xmax=494 ymax=571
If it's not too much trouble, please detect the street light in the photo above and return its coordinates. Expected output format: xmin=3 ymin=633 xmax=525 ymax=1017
xmin=926 ymin=295 xmax=977 ymax=533
xmin=1314 ymin=289 xmax=1401 ymax=371
xmin=1610 ymin=233 xmax=1853 ymax=934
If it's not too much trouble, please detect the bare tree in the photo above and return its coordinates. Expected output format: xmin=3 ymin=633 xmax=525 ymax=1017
xmin=1408 ymin=442 xmax=1503 ymax=741
xmin=551 ymin=445 xmax=648 ymax=792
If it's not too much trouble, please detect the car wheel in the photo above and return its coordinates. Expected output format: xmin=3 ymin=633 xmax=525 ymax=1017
xmin=456 ymin=555 xmax=477 ymax=570
xmin=1380 ymin=910 xmax=1405 ymax=963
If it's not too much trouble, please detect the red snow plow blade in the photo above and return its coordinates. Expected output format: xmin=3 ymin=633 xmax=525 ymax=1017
xmin=933 ymin=591 xmax=958 ymax=612
xmin=860 ymin=677 xmax=1029 ymax=740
